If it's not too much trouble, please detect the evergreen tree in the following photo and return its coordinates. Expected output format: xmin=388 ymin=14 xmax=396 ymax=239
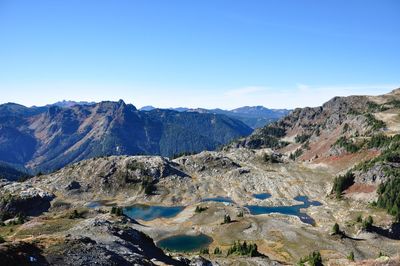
xmin=362 ymin=215 xmax=373 ymax=230
xmin=213 ymin=247 xmax=222 ymax=255
xmin=332 ymin=223 xmax=340 ymax=235
xmin=223 ymin=214 xmax=231 ymax=224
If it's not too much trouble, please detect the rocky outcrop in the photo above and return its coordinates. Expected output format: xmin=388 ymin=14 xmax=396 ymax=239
xmin=47 ymin=216 xmax=186 ymax=265
xmin=0 ymin=187 xmax=54 ymax=218
xmin=354 ymin=163 xmax=395 ymax=185
xmin=175 ymin=151 xmax=240 ymax=177
xmin=23 ymin=156 xmax=190 ymax=197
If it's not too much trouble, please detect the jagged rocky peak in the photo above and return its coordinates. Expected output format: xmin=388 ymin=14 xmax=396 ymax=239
xmin=50 ymin=100 xmax=96 ymax=108
xmin=95 ymin=99 xmax=137 ymax=112
xmin=321 ymin=95 xmax=368 ymax=112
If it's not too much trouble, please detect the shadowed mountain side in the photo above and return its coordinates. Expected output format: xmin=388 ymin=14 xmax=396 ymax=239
xmin=0 ymin=100 xmax=252 ymax=172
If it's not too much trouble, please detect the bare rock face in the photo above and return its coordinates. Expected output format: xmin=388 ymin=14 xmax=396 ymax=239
xmin=0 ymin=187 xmax=55 ymax=218
xmin=175 ymin=151 xmax=240 ymax=176
xmin=64 ymin=181 xmax=81 ymax=191
xmin=354 ymin=163 xmax=394 ymax=185
xmin=46 ymin=216 xmax=185 ymax=266
xmin=188 ymin=256 xmax=213 ymax=266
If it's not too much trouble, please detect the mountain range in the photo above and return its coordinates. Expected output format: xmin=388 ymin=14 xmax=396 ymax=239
xmin=140 ymin=105 xmax=290 ymax=129
xmin=0 ymin=100 xmax=254 ymax=174
xmin=1 ymin=89 xmax=400 ymax=265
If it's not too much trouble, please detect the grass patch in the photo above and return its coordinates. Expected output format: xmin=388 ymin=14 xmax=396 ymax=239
xmin=14 ymin=218 xmax=76 ymax=238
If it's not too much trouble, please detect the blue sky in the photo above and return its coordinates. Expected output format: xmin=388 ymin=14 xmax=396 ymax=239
xmin=0 ymin=0 xmax=399 ymax=109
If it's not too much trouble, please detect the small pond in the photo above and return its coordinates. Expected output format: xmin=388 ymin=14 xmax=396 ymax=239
xmin=253 ymin=193 xmax=272 ymax=200
xmin=123 ymin=204 xmax=185 ymax=221
xmin=201 ymin=196 xmax=235 ymax=204
xmin=157 ymin=234 xmax=213 ymax=252
xmin=245 ymin=196 xmax=322 ymax=225
xmin=86 ymin=200 xmax=115 ymax=208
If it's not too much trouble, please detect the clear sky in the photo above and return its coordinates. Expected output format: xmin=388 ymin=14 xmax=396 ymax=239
xmin=0 ymin=0 xmax=399 ymax=109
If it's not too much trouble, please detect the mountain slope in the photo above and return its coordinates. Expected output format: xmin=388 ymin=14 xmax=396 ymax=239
xmin=0 ymin=101 xmax=252 ymax=172
xmin=0 ymin=162 xmax=29 ymax=181
xmin=202 ymin=106 xmax=290 ymax=129
xmin=140 ymin=105 xmax=290 ymax=128
xmin=237 ymin=89 xmax=400 ymax=164
xmin=231 ymin=88 xmax=400 ymax=205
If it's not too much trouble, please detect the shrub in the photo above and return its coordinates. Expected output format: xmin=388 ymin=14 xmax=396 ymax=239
xmin=111 ymin=206 xmax=123 ymax=216
xmin=356 ymin=214 xmax=363 ymax=223
xmin=195 ymin=206 xmax=208 ymax=213
xmin=295 ymin=134 xmax=311 ymax=144
xmin=315 ymin=127 xmax=320 ymax=136
xmin=362 ymin=216 xmax=373 ymax=230
xmin=0 ymin=235 xmax=5 ymax=244
xmin=16 ymin=213 xmax=25 ymax=224
xmin=342 ymin=123 xmax=349 ymax=133
xmin=142 ymin=180 xmax=156 ymax=195
xmin=298 ymin=251 xmax=323 ymax=266
xmin=69 ymin=210 xmax=84 ymax=219
xmin=348 ymin=251 xmax=355 ymax=261
xmin=199 ymin=248 xmax=209 ymax=255
xmin=223 ymin=214 xmax=231 ymax=224
xmin=289 ymin=148 xmax=303 ymax=160
xmin=378 ymin=251 xmax=387 ymax=258
xmin=263 ymin=153 xmax=280 ymax=163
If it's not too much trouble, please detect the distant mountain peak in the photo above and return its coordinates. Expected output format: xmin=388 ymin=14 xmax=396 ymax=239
xmin=140 ymin=105 xmax=156 ymax=111
xmin=50 ymin=100 xmax=96 ymax=108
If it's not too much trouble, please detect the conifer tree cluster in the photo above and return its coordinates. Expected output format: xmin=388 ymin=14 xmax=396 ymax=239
xmin=227 ymin=241 xmax=259 ymax=257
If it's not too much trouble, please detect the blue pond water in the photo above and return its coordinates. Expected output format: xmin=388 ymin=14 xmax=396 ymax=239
xmin=253 ymin=193 xmax=272 ymax=200
xmin=86 ymin=201 xmax=102 ymax=208
xmin=157 ymin=234 xmax=213 ymax=252
xmin=123 ymin=205 xmax=184 ymax=221
xmin=201 ymin=196 xmax=235 ymax=204
xmin=245 ymin=196 xmax=322 ymax=225
xmin=86 ymin=200 xmax=115 ymax=208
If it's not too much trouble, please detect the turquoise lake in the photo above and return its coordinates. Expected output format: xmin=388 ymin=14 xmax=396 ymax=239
xmin=157 ymin=234 xmax=213 ymax=252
